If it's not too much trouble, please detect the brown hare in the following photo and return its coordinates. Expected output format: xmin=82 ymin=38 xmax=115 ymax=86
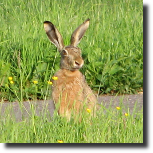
xmin=43 ymin=19 xmax=97 ymax=120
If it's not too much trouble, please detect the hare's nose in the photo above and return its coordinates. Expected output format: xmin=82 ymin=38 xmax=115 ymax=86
xmin=74 ymin=60 xmax=84 ymax=68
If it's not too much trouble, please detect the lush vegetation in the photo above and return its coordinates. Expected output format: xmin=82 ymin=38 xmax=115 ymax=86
xmin=0 ymin=0 xmax=143 ymax=101
xmin=0 ymin=102 xmax=143 ymax=143
xmin=0 ymin=0 xmax=143 ymax=143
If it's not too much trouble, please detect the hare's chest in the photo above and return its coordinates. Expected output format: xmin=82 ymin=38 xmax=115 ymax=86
xmin=52 ymin=70 xmax=84 ymax=93
xmin=53 ymin=75 xmax=83 ymax=91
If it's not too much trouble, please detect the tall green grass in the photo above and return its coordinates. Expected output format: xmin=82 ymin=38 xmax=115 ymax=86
xmin=0 ymin=101 xmax=143 ymax=143
xmin=0 ymin=0 xmax=143 ymax=101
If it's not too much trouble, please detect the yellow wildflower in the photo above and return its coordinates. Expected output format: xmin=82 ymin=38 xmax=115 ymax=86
xmin=116 ymin=106 xmax=121 ymax=110
xmin=47 ymin=81 xmax=53 ymax=85
xmin=57 ymin=140 xmax=63 ymax=143
xmin=86 ymin=108 xmax=91 ymax=113
xmin=33 ymin=80 xmax=38 ymax=84
xmin=124 ymin=113 xmax=129 ymax=117
xmin=10 ymin=81 xmax=14 ymax=84
xmin=8 ymin=77 xmax=13 ymax=81
xmin=52 ymin=76 xmax=58 ymax=80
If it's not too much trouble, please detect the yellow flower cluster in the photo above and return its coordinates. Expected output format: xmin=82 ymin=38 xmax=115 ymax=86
xmin=57 ymin=140 xmax=63 ymax=143
xmin=8 ymin=77 xmax=14 ymax=84
xmin=32 ymin=76 xmax=58 ymax=85
xmin=116 ymin=106 xmax=121 ymax=110
xmin=124 ymin=113 xmax=129 ymax=116
xmin=33 ymin=80 xmax=53 ymax=85
xmin=47 ymin=81 xmax=53 ymax=85
xmin=116 ymin=106 xmax=129 ymax=116
xmin=52 ymin=76 xmax=58 ymax=80
xmin=33 ymin=80 xmax=38 ymax=84
xmin=86 ymin=108 xmax=91 ymax=113
xmin=8 ymin=76 xmax=58 ymax=86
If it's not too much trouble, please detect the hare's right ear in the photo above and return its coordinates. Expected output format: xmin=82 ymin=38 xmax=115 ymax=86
xmin=44 ymin=21 xmax=64 ymax=51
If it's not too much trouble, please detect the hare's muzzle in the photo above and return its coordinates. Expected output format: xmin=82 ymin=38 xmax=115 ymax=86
xmin=74 ymin=59 xmax=84 ymax=69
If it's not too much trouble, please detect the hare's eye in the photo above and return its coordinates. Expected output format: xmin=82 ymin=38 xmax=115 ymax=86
xmin=62 ymin=49 xmax=68 ymax=56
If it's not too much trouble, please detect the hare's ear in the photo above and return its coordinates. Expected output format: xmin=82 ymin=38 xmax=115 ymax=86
xmin=44 ymin=21 xmax=64 ymax=51
xmin=70 ymin=19 xmax=90 ymax=47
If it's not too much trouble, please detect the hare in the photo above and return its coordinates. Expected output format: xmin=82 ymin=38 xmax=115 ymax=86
xmin=43 ymin=19 xmax=97 ymax=120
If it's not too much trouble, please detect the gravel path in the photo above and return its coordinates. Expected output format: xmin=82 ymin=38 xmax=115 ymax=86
xmin=0 ymin=93 xmax=143 ymax=121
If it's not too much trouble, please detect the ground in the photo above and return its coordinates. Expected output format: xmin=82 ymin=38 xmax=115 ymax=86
xmin=0 ymin=93 xmax=143 ymax=122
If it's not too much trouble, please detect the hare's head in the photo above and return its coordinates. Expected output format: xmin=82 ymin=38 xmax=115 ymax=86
xmin=43 ymin=19 xmax=90 ymax=71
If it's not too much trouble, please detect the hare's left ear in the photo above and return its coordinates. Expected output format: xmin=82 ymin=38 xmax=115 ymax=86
xmin=70 ymin=19 xmax=90 ymax=47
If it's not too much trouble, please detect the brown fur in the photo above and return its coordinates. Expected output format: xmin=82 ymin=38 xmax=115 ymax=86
xmin=43 ymin=19 xmax=97 ymax=120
